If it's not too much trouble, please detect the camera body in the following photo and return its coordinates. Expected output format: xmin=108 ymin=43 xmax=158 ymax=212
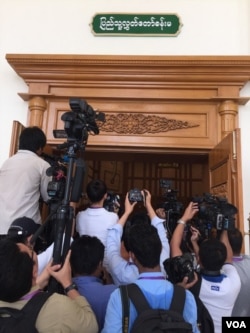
xmin=42 ymin=153 xmax=67 ymax=201
xmin=128 ymin=188 xmax=144 ymax=203
xmin=47 ymin=179 xmax=65 ymax=199
xmin=160 ymin=179 xmax=183 ymax=213
xmin=163 ymin=253 xmax=195 ymax=284
xmin=53 ymin=98 xmax=105 ymax=146
xmin=104 ymin=191 xmax=121 ymax=213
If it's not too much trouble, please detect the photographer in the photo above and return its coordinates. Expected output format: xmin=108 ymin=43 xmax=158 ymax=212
xmin=169 ymin=202 xmax=241 ymax=333
xmin=0 ymin=239 xmax=98 ymax=333
xmin=0 ymin=126 xmax=52 ymax=238
xmin=105 ymin=189 xmax=170 ymax=286
xmin=75 ymin=179 xmax=119 ymax=272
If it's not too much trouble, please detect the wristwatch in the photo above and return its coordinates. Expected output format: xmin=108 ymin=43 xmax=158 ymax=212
xmin=64 ymin=282 xmax=78 ymax=294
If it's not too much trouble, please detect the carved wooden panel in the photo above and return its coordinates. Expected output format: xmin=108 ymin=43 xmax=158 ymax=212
xmin=44 ymin=99 xmax=218 ymax=151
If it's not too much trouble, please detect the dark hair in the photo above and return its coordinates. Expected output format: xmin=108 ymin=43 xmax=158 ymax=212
xmin=127 ymin=223 xmax=162 ymax=268
xmin=228 ymin=228 xmax=243 ymax=255
xmin=19 ymin=126 xmax=47 ymax=153
xmin=199 ymin=238 xmax=227 ymax=271
xmin=86 ymin=179 xmax=107 ymax=203
xmin=0 ymin=239 xmax=33 ymax=302
xmin=70 ymin=235 xmax=105 ymax=276
xmin=122 ymin=212 xmax=151 ymax=252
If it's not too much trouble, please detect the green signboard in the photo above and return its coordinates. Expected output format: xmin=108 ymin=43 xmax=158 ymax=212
xmin=91 ymin=13 xmax=182 ymax=36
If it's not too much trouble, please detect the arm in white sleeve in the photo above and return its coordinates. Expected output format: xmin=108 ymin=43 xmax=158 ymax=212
xmin=151 ymin=216 xmax=170 ymax=276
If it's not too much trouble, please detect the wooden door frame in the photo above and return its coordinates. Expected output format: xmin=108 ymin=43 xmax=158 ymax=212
xmin=6 ymin=54 xmax=250 ymax=248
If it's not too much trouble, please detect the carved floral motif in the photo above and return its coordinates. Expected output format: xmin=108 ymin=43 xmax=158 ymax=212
xmin=97 ymin=113 xmax=198 ymax=134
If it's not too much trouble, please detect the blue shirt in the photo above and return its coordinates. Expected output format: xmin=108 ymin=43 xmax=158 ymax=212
xmin=73 ymin=275 xmax=117 ymax=332
xmin=106 ymin=216 xmax=170 ymax=285
xmin=102 ymin=272 xmax=199 ymax=333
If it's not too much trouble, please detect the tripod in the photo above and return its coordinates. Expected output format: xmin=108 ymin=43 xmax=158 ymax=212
xmin=48 ymin=141 xmax=85 ymax=292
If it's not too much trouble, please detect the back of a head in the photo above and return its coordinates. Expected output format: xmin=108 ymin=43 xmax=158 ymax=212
xmin=228 ymin=228 xmax=243 ymax=255
xmin=122 ymin=212 xmax=151 ymax=251
xmin=199 ymin=238 xmax=227 ymax=272
xmin=19 ymin=126 xmax=47 ymax=153
xmin=127 ymin=223 xmax=162 ymax=268
xmin=86 ymin=179 xmax=107 ymax=203
xmin=0 ymin=239 xmax=33 ymax=302
xmin=70 ymin=235 xmax=105 ymax=276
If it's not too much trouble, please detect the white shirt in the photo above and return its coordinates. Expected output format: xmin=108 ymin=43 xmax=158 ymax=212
xmin=37 ymin=242 xmax=54 ymax=275
xmin=0 ymin=150 xmax=51 ymax=234
xmin=232 ymin=255 xmax=250 ymax=316
xmin=199 ymin=263 xmax=241 ymax=333
xmin=76 ymin=207 xmax=119 ymax=269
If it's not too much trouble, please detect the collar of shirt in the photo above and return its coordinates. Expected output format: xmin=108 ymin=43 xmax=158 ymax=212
xmin=201 ymin=273 xmax=226 ymax=283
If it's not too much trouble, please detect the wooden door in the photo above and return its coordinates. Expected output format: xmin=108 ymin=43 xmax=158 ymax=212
xmin=209 ymin=128 xmax=243 ymax=232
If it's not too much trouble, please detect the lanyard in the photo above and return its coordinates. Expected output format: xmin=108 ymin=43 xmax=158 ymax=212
xmin=233 ymin=255 xmax=243 ymax=262
xmin=138 ymin=276 xmax=165 ymax=280
xmin=20 ymin=289 xmax=41 ymax=300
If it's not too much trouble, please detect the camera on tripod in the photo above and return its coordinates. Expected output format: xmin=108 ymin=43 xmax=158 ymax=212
xmin=159 ymin=179 xmax=184 ymax=238
xmin=47 ymin=98 xmax=105 ymax=273
xmin=53 ymin=98 xmax=105 ymax=148
xmin=50 ymin=98 xmax=106 ymax=203
xmin=160 ymin=179 xmax=183 ymax=214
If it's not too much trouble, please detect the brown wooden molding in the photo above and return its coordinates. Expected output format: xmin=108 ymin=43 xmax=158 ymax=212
xmin=5 ymin=54 xmax=250 ymax=151
xmin=5 ymin=54 xmax=250 ymax=89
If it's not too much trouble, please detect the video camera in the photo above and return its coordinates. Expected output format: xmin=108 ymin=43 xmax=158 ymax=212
xmin=53 ymin=98 xmax=105 ymax=148
xmin=42 ymin=153 xmax=67 ymax=201
xmin=191 ymin=193 xmax=238 ymax=233
xmin=159 ymin=179 xmax=184 ymax=238
xmin=159 ymin=179 xmax=183 ymax=214
xmin=49 ymin=98 xmax=105 ymax=203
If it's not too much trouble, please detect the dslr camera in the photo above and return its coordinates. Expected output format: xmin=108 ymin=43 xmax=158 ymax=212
xmin=163 ymin=253 xmax=195 ymax=284
xmin=104 ymin=191 xmax=121 ymax=213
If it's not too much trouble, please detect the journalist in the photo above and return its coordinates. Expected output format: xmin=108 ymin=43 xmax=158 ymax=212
xmin=0 ymin=126 xmax=52 ymax=237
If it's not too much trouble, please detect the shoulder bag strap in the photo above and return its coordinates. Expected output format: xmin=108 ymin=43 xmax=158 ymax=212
xmin=169 ymin=285 xmax=186 ymax=314
xmin=21 ymin=291 xmax=53 ymax=326
xmin=120 ymin=285 xmax=130 ymax=333
xmin=126 ymin=283 xmax=151 ymax=313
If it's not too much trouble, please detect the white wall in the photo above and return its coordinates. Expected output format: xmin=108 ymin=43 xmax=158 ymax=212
xmin=1 ymin=0 xmax=250 ymax=250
